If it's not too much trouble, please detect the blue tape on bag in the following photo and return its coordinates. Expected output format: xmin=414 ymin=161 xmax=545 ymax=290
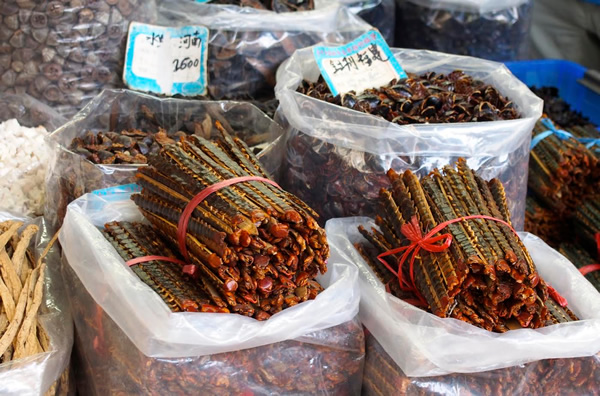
xmin=530 ymin=118 xmax=574 ymax=150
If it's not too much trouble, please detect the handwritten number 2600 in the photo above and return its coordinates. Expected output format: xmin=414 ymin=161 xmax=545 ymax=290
xmin=173 ymin=57 xmax=200 ymax=72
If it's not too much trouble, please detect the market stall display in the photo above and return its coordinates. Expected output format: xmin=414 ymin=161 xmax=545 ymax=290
xmin=1 ymin=3 xmax=600 ymax=395
xmin=0 ymin=214 xmax=73 ymax=396
xmin=59 ymin=191 xmax=363 ymax=395
xmin=395 ymin=0 xmax=532 ymax=62
xmin=271 ymin=47 xmax=542 ymax=229
xmin=0 ymin=0 xmax=158 ymax=117
xmin=44 ymin=89 xmax=285 ymax=228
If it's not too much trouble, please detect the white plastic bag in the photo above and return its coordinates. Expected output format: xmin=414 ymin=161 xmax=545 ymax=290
xmin=59 ymin=192 xmax=360 ymax=358
xmin=0 ymin=213 xmax=73 ymax=396
xmin=271 ymin=47 xmax=543 ymax=230
xmin=326 ymin=217 xmax=600 ymax=377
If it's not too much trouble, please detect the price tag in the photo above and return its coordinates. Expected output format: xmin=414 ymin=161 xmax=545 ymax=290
xmin=312 ymin=30 xmax=407 ymax=96
xmin=123 ymin=23 xmax=209 ymax=96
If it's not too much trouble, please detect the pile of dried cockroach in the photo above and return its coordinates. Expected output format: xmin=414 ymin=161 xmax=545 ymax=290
xmin=69 ymin=129 xmax=177 ymax=165
xmin=0 ymin=221 xmax=50 ymax=365
xmin=101 ymin=121 xmax=328 ymax=320
xmin=209 ymin=0 xmax=314 ymax=12
xmin=356 ymin=159 xmax=577 ymax=332
xmin=298 ymin=71 xmax=520 ymax=125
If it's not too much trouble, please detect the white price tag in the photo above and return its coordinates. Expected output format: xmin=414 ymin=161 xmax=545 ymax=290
xmin=123 ymin=23 xmax=209 ymax=96
xmin=312 ymin=30 xmax=407 ymax=96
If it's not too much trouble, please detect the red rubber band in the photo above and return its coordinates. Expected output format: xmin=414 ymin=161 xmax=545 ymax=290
xmin=377 ymin=215 xmax=568 ymax=309
xmin=578 ymin=233 xmax=600 ymax=278
xmin=580 ymin=264 xmax=600 ymax=277
xmin=177 ymin=176 xmax=281 ymax=262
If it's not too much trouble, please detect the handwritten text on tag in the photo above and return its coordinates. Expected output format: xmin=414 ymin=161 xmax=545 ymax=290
xmin=312 ymin=30 xmax=407 ymax=97
xmin=124 ymin=23 xmax=209 ymax=97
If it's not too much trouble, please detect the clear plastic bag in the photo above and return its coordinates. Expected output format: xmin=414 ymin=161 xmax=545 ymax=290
xmin=59 ymin=192 xmax=364 ymax=395
xmin=0 ymin=213 xmax=73 ymax=396
xmin=269 ymin=48 xmax=543 ymax=230
xmin=0 ymin=93 xmax=66 ymax=131
xmin=395 ymin=0 xmax=533 ymax=62
xmin=0 ymin=1 xmax=158 ymax=117
xmin=159 ymin=1 xmax=370 ymax=101
xmin=44 ymin=88 xmax=286 ymax=228
xmin=364 ymin=333 xmax=600 ymax=396
xmin=326 ymin=217 xmax=600 ymax=377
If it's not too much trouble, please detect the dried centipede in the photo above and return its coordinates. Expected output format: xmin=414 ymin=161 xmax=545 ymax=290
xmin=356 ymin=159 xmax=577 ymax=332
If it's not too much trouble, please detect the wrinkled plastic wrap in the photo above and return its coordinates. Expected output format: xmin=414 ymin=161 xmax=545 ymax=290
xmin=326 ymin=217 xmax=600 ymax=378
xmin=59 ymin=192 xmax=364 ymax=395
xmin=0 ymin=213 xmax=73 ymax=396
xmin=363 ymin=333 xmax=600 ymax=396
xmin=269 ymin=48 xmax=543 ymax=230
xmin=395 ymin=0 xmax=533 ymax=62
xmin=343 ymin=0 xmax=396 ymax=44
xmin=0 ymin=1 xmax=158 ymax=117
xmin=44 ymin=88 xmax=286 ymax=228
xmin=159 ymin=1 xmax=370 ymax=101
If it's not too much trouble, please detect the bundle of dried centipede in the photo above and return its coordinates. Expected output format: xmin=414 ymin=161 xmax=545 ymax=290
xmin=0 ymin=221 xmax=49 ymax=365
xmin=528 ymin=118 xmax=600 ymax=214
xmin=127 ymin=121 xmax=328 ymax=320
xmin=356 ymin=159 xmax=577 ymax=332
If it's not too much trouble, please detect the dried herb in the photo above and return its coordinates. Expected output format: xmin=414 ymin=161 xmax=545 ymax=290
xmin=130 ymin=121 xmax=328 ymax=320
xmin=298 ymin=71 xmax=520 ymax=125
xmin=356 ymin=159 xmax=577 ymax=332
xmin=0 ymin=221 xmax=51 ymax=364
